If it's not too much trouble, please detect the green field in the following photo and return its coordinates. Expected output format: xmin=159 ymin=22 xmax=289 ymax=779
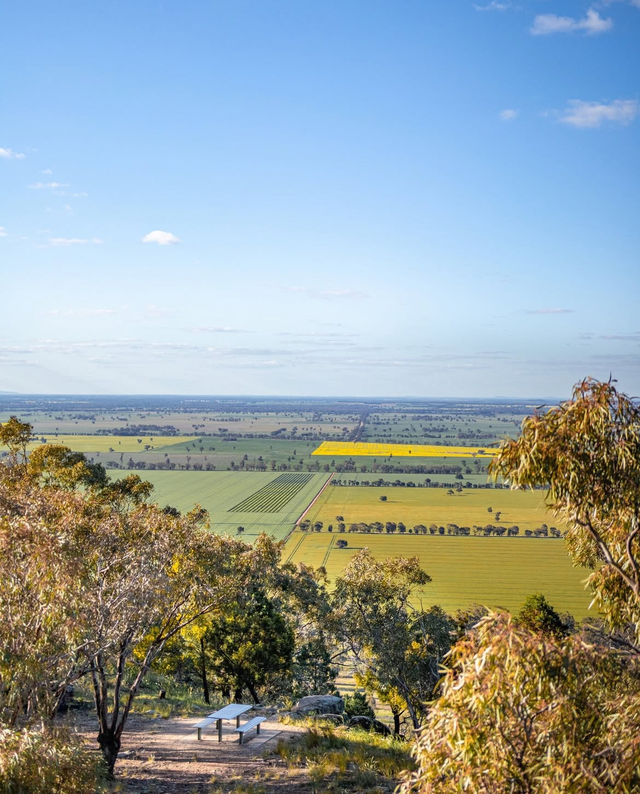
xmin=109 ymin=469 xmax=329 ymax=540
xmin=305 ymin=484 xmax=561 ymax=532
xmin=284 ymin=531 xmax=592 ymax=618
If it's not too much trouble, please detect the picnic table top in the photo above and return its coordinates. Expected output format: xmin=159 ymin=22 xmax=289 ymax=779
xmin=207 ymin=704 xmax=252 ymax=720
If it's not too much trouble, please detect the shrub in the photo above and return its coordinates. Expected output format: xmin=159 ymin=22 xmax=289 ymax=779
xmin=0 ymin=727 xmax=104 ymax=793
xmin=344 ymin=690 xmax=375 ymax=719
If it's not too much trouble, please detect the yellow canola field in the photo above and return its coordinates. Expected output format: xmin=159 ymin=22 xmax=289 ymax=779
xmin=312 ymin=441 xmax=497 ymax=458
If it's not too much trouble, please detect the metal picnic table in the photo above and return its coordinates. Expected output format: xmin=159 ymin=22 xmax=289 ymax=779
xmin=207 ymin=703 xmax=253 ymax=742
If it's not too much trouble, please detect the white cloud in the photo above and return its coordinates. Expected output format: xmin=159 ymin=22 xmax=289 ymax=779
xmin=499 ymin=108 xmax=518 ymax=121
xmin=474 ymin=1 xmax=511 ymax=10
xmin=142 ymin=230 xmax=180 ymax=246
xmin=0 ymin=147 xmax=25 ymax=159
xmin=29 ymin=181 xmax=69 ymax=190
xmin=47 ymin=237 xmax=103 ymax=247
xmin=559 ymin=99 xmax=639 ymax=128
xmin=0 ymin=227 xmax=7 ymax=238
xmin=41 ymin=168 xmax=53 ymax=175
xmin=531 ymin=8 xmax=613 ymax=35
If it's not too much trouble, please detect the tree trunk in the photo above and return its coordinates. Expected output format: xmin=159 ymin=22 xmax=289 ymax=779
xmin=97 ymin=729 xmax=121 ymax=779
xmin=200 ymin=637 xmax=210 ymax=704
xmin=233 ymin=686 xmax=243 ymax=702
xmin=246 ymin=679 xmax=260 ymax=704
xmin=393 ymin=710 xmax=401 ymax=736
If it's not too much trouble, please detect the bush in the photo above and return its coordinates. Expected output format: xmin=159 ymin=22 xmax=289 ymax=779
xmin=0 ymin=727 xmax=104 ymax=793
xmin=344 ymin=690 xmax=375 ymax=719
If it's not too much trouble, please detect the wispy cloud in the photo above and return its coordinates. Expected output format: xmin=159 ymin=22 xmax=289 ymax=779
xmin=29 ymin=181 xmax=69 ymax=190
xmin=145 ymin=305 xmax=174 ymax=319
xmin=46 ymin=237 xmax=103 ymax=247
xmin=192 ymin=326 xmax=247 ymax=333
xmin=499 ymin=108 xmax=518 ymax=121
xmin=526 ymin=308 xmax=574 ymax=315
xmin=142 ymin=230 xmax=180 ymax=246
xmin=0 ymin=227 xmax=7 ymax=238
xmin=47 ymin=308 xmax=119 ymax=317
xmin=559 ymin=99 xmax=639 ymax=128
xmin=531 ymin=8 xmax=613 ymax=35
xmin=284 ymin=286 xmax=368 ymax=300
xmin=474 ymin=1 xmax=511 ymax=10
xmin=581 ymin=331 xmax=640 ymax=341
xmin=0 ymin=147 xmax=25 ymax=160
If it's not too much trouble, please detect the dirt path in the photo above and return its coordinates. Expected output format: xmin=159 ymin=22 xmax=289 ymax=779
xmin=76 ymin=714 xmax=313 ymax=793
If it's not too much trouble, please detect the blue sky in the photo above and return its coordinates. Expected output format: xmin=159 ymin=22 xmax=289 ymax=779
xmin=1 ymin=0 xmax=638 ymax=397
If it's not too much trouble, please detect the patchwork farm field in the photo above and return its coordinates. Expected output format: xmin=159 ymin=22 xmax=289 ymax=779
xmin=313 ymin=441 xmax=497 ymax=458
xmin=305 ymin=484 xmax=561 ymax=532
xmin=284 ymin=531 xmax=592 ymax=618
xmin=109 ymin=470 xmax=329 ymax=539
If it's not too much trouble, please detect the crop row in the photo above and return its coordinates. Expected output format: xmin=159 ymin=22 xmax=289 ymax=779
xmin=229 ymin=472 xmax=315 ymax=513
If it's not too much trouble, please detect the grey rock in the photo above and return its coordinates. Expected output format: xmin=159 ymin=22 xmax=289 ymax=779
xmin=294 ymin=695 xmax=344 ymax=715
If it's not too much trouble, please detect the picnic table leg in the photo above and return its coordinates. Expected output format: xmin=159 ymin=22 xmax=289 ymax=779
xmin=217 ymin=719 xmax=222 ymax=742
xmin=197 ymin=727 xmax=202 ymax=741
xmin=236 ymin=715 xmax=241 ymax=728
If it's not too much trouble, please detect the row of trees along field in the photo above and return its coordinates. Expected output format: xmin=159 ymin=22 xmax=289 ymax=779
xmin=299 ymin=519 xmax=562 ymax=537
xmin=2 ymin=378 xmax=640 ymax=792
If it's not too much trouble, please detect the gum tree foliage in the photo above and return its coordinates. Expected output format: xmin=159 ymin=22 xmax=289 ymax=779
xmin=490 ymin=378 xmax=640 ymax=646
xmin=399 ymin=612 xmax=640 ymax=794
xmin=0 ymin=418 xmax=276 ymax=778
xmin=330 ymin=550 xmax=456 ymax=730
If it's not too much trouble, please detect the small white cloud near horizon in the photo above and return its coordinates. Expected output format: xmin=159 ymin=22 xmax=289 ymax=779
xmin=500 ymin=108 xmax=518 ymax=121
xmin=0 ymin=147 xmax=25 ymax=159
xmin=560 ymin=99 xmax=639 ymax=128
xmin=142 ymin=230 xmax=180 ymax=246
xmin=0 ymin=227 xmax=7 ymax=238
xmin=47 ymin=237 xmax=103 ymax=247
xmin=531 ymin=8 xmax=613 ymax=35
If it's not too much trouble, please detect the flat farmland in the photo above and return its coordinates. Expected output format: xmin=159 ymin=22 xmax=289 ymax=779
xmin=19 ymin=435 xmax=197 ymax=453
xmin=284 ymin=531 xmax=592 ymax=618
xmin=305 ymin=485 xmax=560 ymax=532
xmin=109 ymin=469 xmax=329 ymax=540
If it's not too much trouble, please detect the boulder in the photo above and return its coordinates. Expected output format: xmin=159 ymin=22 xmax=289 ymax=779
xmin=294 ymin=695 xmax=344 ymax=715
xmin=313 ymin=713 xmax=344 ymax=725
xmin=348 ymin=715 xmax=372 ymax=730
xmin=347 ymin=715 xmax=392 ymax=735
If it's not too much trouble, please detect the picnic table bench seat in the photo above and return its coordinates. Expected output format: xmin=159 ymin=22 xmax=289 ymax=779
xmin=194 ymin=716 xmax=217 ymax=741
xmin=236 ymin=715 xmax=266 ymax=744
xmin=194 ymin=703 xmax=253 ymax=741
